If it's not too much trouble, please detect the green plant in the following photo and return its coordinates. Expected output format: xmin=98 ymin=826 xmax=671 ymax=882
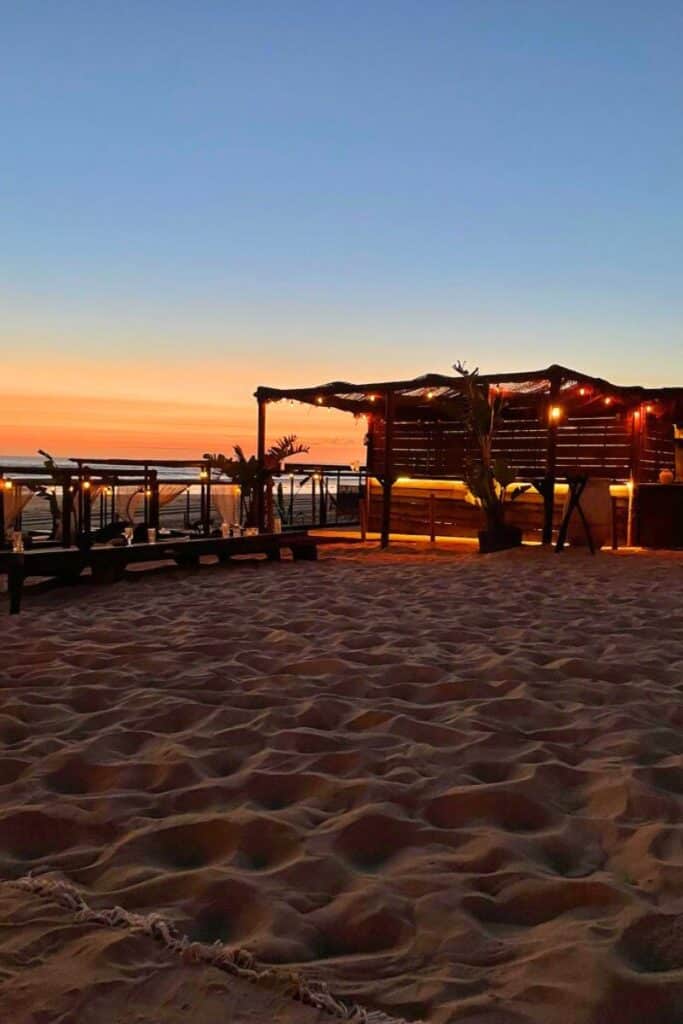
xmin=204 ymin=435 xmax=309 ymax=525
xmin=276 ymin=481 xmax=287 ymax=523
xmin=34 ymin=449 xmax=62 ymax=539
xmin=453 ymin=363 xmax=529 ymax=530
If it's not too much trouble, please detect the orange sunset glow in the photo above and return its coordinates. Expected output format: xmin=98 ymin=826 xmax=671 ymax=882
xmin=0 ymin=354 xmax=366 ymax=464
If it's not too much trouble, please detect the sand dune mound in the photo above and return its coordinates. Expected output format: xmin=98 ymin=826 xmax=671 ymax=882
xmin=3 ymin=543 xmax=683 ymax=1022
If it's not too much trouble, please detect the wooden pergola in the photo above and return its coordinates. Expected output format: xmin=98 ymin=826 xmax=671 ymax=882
xmin=1 ymin=457 xmax=213 ymax=545
xmin=256 ymin=364 xmax=683 ymax=546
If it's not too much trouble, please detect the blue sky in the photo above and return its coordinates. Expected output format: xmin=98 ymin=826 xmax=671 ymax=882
xmin=2 ymin=1 xmax=682 ymax=456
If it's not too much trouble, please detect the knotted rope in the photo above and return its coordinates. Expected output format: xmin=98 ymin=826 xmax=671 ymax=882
xmin=9 ymin=874 xmax=420 ymax=1024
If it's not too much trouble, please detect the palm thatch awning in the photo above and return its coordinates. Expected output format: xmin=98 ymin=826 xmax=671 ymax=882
xmin=256 ymin=364 xmax=683 ymax=422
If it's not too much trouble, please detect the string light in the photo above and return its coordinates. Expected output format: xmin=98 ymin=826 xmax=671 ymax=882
xmin=316 ymin=395 xmax=324 ymax=404
xmin=633 ymin=409 xmax=641 ymax=422
xmin=604 ymin=396 xmax=613 ymax=406
xmin=368 ymin=394 xmax=376 ymax=403
xmin=199 ymin=468 xmax=209 ymax=480
xmin=145 ymin=488 xmax=152 ymax=497
xmin=645 ymin=404 xmax=653 ymax=414
xmin=3 ymin=479 xmax=13 ymax=491
xmin=427 ymin=391 xmax=435 ymax=400
xmin=549 ymin=405 xmax=562 ymax=422
xmin=578 ymin=387 xmax=587 ymax=396
xmin=82 ymin=480 xmax=91 ymax=490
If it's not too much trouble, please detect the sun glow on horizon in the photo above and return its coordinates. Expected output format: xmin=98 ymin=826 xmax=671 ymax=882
xmin=0 ymin=376 xmax=366 ymax=465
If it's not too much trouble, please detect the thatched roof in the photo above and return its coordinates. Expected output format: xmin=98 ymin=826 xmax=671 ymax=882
xmin=256 ymin=364 xmax=683 ymax=421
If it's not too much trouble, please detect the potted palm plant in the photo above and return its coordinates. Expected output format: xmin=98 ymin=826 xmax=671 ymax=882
xmin=454 ymin=363 xmax=528 ymax=553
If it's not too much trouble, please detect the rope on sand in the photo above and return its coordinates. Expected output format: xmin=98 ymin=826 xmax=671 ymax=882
xmin=9 ymin=874 xmax=421 ymax=1024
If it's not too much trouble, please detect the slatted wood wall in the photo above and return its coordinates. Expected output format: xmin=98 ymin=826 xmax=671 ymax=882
xmin=368 ymin=401 xmax=675 ymax=483
xmin=555 ymin=414 xmax=633 ymax=478
xmin=641 ymin=416 xmax=675 ymax=479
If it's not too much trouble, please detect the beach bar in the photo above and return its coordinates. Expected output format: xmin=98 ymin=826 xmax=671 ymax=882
xmin=256 ymin=364 xmax=683 ymax=548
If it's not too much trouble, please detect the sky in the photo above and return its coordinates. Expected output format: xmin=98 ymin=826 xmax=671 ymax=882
xmin=2 ymin=1 xmax=682 ymax=462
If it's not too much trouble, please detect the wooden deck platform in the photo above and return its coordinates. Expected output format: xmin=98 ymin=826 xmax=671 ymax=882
xmin=1 ymin=532 xmax=319 ymax=614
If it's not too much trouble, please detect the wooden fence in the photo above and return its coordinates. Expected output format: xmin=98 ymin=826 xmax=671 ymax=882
xmin=366 ymin=480 xmax=630 ymax=546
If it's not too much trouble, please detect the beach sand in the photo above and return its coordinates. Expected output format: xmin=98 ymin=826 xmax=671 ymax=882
xmin=2 ymin=542 xmax=683 ymax=1023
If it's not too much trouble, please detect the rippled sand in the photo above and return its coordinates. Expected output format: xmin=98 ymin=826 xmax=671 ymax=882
xmin=2 ymin=542 xmax=683 ymax=1023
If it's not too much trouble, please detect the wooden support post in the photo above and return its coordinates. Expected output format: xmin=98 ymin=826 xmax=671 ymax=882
xmin=542 ymin=371 xmax=561 ymax=544
xmin=359 ymin=497 xmax=367 ymax=540
xmin=429 ymin=491 xmax=436 ymax=542
xmin=77 ymin=474 xmax=84 ymax=540
xmin=204 ymin=462 xmax=212 ymax=536
xmin=143 ymin=466 xmax=149 ymax=525
xmin=0 ymin=488 xmax=5 ymax=546
xmin=82 ymin=480 xmax=91 ymax=539
xmin=266 ymin=477 xmax=274 ymax=532
xmin=365 ymin=416 xmax=375 ymax=519
xmin=62 ymin=475 xmax=73 ymax=547
xmin=611 ymin=495 xmax=618 ymax=550
xmin=631 ymin=407 xmax=643 ymax=484
xmin=8 ymin=554 xmax=25 ymax=614
xmin=256 ymin=395 xmax=267 ymax=532
xmin=630 ymin=407 xmax=643 ymax=547
xmin=149 ymin=470 xmax=160 ymax=530
xmin=627 ymin=482 xmax=635 ymax=547
xmin=380 ymin=389 xmax=395 ymax=549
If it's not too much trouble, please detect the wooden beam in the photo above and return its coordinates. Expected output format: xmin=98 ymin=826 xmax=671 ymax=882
xmin=380 ymin=390 xmax=395 ymax=548
xmin=68 ymin=457 xmax=210 ymax=468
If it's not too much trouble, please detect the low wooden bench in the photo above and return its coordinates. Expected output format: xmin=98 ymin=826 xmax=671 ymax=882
xmin=1 ymin=532 xmax=318 ymax=614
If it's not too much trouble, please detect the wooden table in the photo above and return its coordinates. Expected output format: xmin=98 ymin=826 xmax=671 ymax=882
xmin=1 ymin=532 xmax=318 ymax=614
